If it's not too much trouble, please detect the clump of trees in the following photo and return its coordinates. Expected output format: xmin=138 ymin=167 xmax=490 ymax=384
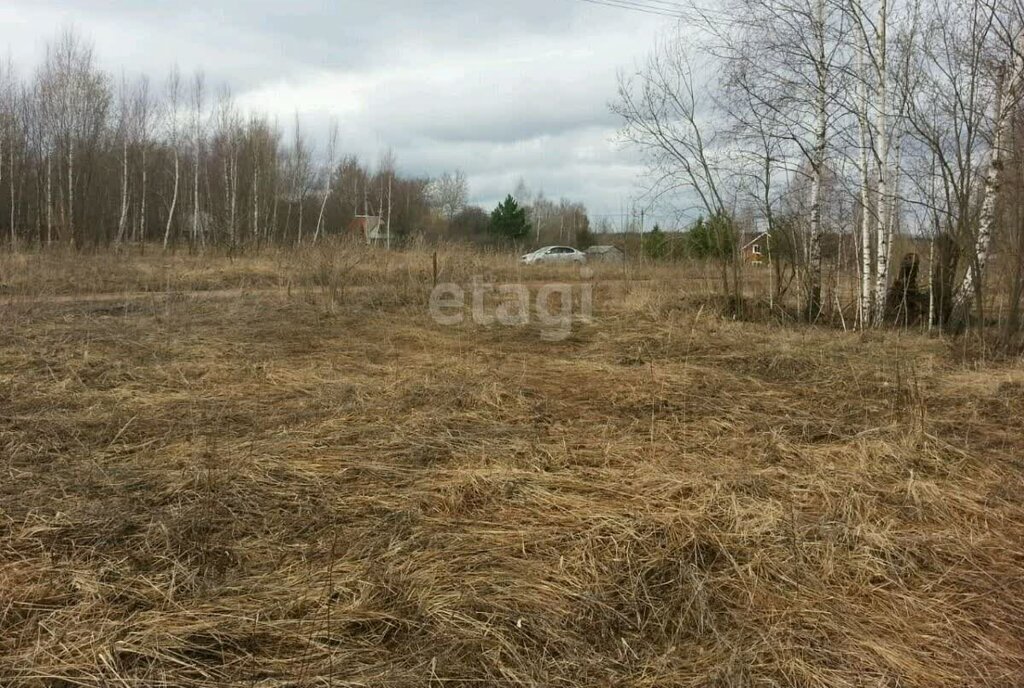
xmin=0 ymin=30 xmax=598 ymax=254
xmin=427 ymin=170 xmax=469 ymax=223
xmin=0 ymin=31 xmax=590 ymax=254
xmin=512 ymin=185 xmax=591 ymax=248
xmin=684 ymin=215 xmax=736 ymax=260
xmin=640 ymin=219 xmax=734 ymax=261
xmin=0 ymin=30 xmax=440 ymax=251
xmin=431 ymin=179 xmax=593 ymax=249
xmin=616 ymin=0 xmax=1024 ymax=335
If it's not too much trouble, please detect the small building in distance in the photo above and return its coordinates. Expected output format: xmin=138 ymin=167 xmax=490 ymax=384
xmin=586 ymin=245 xmax=625 ymax=264
xmin=348 ymin=215 xmax=386 ymax=244
xmin=741 ymin=231 xmax=771 ymax=265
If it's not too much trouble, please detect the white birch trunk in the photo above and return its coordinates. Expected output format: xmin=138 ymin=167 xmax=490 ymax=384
xmin=857 ymin=33 xmax=874 ymax=328
xmin=809 ymin=159 xmax=823 ymax=318
xmin=192 ymin=152 xmax=200 ymax=247
xmin=116 ymin=138 xmax=129 ymax=244
xmin=807 ymin=0 xmax=827 ymax=320
xmin=139 ymin=148 xmax=147 ymax=243
xmin=313 ymin=186 xmax=329 ymax=243
xmin=164 ymin=150 xmax=178 ymax=250
xmin=192 ymin=76 xmax=203 ymax=248
xmin=223 ymin=157 xmax=231 ymax=245
xmin=45 ymin=154 xmax=52 ymax=245
xmin=386 ymin=175 xmax=392 ymax=251
xmin=8 ymin=138 xmax=14 ymax=247
xmin=957 ymin=63 xmax=1016 ymax=318
xmin=252 ymin=165 xmax=259 ymax=243
xmin=0 ymin=121 xmax=5 ymax=245
xmin=871 ymin=0 xmax=890 ymax=327
xmin=230 ymin=156 xmax=237 ymax=247
xmin=67 ymin=140 xmax=74 ymax=247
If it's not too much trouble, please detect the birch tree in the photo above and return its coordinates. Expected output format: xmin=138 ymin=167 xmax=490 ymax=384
xmin=0 ymin=58 xmax=12 ymax=246
xmin=701 ymin=0 xmax=848 ymax=319
xmin=163 ymin=67 xmax=181 ymax=249
xmin=614 ymin=36 xmax=740 ymax=300
xmin=35 ymin=30 xmax=110 ymax=248
xmin=287 ymin=114 xmax=313 ymax=246
xmin=213 ymin=89 xmax=242 ymax=247
xmin=115 ymin=75 xmax=132 ymax=244
xmin=132 ymin=77 xmax=157 ymax=244
xmin=902 ymin=0 xmax=995 ymax=327
xmin=955 ymin=47 xmax=1023 ymax=324
xmin=854 ymin=25 xmax=875 ymax=325
xmin=845 ymin=0 xmax=918 ymax=325
xmin=190 ymin=71 xmax=205 ymax=248
xmin=379 ymin=149 xmax=396 ymax=250
xmin=313 ymin=120 xmax=338 ymax=243
xmin=953 ymin=1 xmax=1024 ymax=326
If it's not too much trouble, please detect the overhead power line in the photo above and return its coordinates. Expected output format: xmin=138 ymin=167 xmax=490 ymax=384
xmin=624 ymin=0 xmax=691 ymax=11
xmin=574 ymin=0 xmax=688 ymax=19
xmin=575 ymin=0 xmax=680 ymax=18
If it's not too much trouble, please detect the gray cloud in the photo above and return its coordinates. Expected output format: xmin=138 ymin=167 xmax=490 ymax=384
xmin=2 ymin=0 xmax=674 ymax=222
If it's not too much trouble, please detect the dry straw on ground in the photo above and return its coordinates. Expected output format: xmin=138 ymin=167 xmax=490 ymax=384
xmin=1 ymin=244 xmax=1023 ymax=686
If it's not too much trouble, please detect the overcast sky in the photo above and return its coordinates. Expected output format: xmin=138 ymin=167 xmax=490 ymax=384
xmin=1 ymin=0 xmax=680 ymax=225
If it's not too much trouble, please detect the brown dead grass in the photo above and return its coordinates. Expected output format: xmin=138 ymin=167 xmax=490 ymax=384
xmin=1 ymin=244 xmax=1023 ymax=687
xmin=0 ymin=240 xmax=753 ymax=300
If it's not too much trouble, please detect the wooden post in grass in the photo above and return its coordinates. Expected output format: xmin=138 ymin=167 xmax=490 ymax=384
xmin=432 ymin=251 xmax=438 ymax=287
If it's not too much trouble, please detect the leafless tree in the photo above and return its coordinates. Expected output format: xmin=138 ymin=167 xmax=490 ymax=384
xmin=714 ymin=0 xmax=850 ymax=319
xmin=951 ymin=0 xmax=1024 ymax=327
xmin=132 ymin=76 xmax=157 ymax=244
xmin=115 ymin=75 xmax=132 ymax=244
xmin=429 ymin=169 xmax=469 ymax=222
xmin=0 ymin=56 xmax=15 ymax=246
xmin=614 ymin=34 xmax=748 ymax=302
xmin=163 ymin=67 xmax=182 ymax=249
xmin=190 ymin=71 xmax=205 ymax=248
xmin=212 ymin=88 xmax=243 ymax=247
xmin=286 ymin=113 xmax=314 ymax=246
xmin=34 ymin=29 xmax=110 ymax=248
xmin=313 ymin=120 xmax=338 ymax=243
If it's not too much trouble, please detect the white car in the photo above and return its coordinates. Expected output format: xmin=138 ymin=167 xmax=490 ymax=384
xmin=520 ymin=246 xmax=587 ymax=265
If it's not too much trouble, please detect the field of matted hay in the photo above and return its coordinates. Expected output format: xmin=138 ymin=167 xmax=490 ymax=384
xmin=1 ymin=245 xmax=1023 ymax=686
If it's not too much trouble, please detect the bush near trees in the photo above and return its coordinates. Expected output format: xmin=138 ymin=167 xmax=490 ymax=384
xmin=449 ymin=206 xmax=491 ymax=240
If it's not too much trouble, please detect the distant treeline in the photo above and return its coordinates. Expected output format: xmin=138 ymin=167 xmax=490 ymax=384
xmin=0 ymin=30 xmax=592 ymax=252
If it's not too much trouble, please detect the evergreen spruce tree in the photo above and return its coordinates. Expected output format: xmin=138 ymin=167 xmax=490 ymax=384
xmin=490 ymin=194 xmax=531 ymax=244
xmin=685 ymin=213 xmax=734 ymax=259
xmin=644 ymin=224 xmax=666 ymax=259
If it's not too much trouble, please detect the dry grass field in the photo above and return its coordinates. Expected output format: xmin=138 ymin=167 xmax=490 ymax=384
xmin=2 ymin=244 xmax=1023 ymax=687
